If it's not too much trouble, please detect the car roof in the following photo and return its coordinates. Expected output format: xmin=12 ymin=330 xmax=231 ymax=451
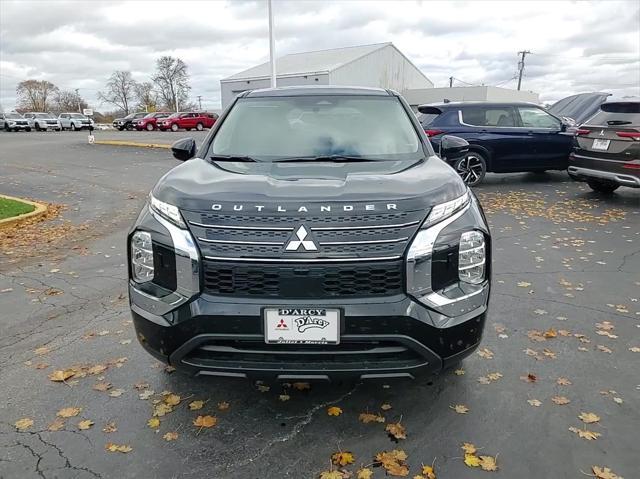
xmin=243 ymin=85 xmax=392 ymax=98
xmin=420 ymin=101 xmax=541 ymax=109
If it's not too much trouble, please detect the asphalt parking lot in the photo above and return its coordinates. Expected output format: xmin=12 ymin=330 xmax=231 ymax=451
xmin=1 ymin=131 xmax=639 ymax=479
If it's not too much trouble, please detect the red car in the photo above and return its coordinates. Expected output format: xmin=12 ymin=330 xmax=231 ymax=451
xmin=157 ymin=112 xmax=218 ymax=132
xmin=136 ymin=112 xmax=171 ymax=131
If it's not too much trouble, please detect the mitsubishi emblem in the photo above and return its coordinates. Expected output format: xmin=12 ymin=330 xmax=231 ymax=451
xmin=599 ymin=130 xmax=605 ymax=136
xmin=285 ymin=225 xmax=318 ymax=251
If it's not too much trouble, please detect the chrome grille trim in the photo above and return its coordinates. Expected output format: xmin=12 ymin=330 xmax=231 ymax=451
xmin=319 ymin=237 xmax=409 ymax=246
xmin=204 ymin=255 xmax=402 ymax=263
xmin=189 ymin=221 xmax=293 ymax=231
xmin=198 ymin=237 xmax=284 ymax=246
xmin=311 ymin=220 xmax=420 ymax=231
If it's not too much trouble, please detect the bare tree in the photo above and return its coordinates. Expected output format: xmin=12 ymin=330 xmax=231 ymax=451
xmin=98 ymin=71 xmax=138 ymax=115
xmin=134 ymin=82 xmax=158 ymax=112
xmin=16 ymin=80 xmax=59 ymax=111
xmin=53 ymin=90 xmax=88 ymax=113
xmin=152 ymin=56 xmax=191 ymax=112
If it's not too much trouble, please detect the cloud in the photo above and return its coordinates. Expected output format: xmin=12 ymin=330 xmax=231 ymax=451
xmin=1 ymin=0 xmax=638 ymax=111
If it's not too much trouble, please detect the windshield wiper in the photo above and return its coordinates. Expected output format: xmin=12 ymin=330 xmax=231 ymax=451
xmin=607 ymin=120 xmax=632 ymax=125
xmin=210 ymin=155 xmax=260 ymax=162
xmin=274 ymin=155 xmax=376 ymax=163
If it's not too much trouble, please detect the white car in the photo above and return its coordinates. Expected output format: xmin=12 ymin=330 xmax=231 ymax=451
xmin=58 ymin=113 xmax=94 ymax=131
xmin=2 ymin=112 xmax=32 ymax=131
xmin=23 ymin=112 xmax=62 ymax=131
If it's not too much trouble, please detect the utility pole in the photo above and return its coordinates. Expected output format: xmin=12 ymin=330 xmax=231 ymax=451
xmin=268 ymin=0 xmax=277 ymax=88
xmin=449 ymin=76 xmax=453 ymax=88
xmin=517 ymin=50 xmax=531 ymax=91
xmin=75 ymin=88 xmax=81 ymax=112
xmin=197 ymin=95 xmax=202 ymax=110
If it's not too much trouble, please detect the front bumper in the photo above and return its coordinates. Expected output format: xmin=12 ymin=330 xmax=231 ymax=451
xmin=6 ymin=122 xmax=30 ymax=130
xmin=129 ymin=197 xmax=491 ymax=381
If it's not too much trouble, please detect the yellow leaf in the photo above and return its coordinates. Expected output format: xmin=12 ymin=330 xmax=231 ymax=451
xmin=57 ymin=407 xmax=82 ymax=418
xmin=551 ymin=396 xmax=570 ymax=405
xmin=217 ymin=401 xmax=230 ymax=411
xmin=451 ymin=404 xmax=469 ymax=414
xmin=556 ymin=377 xmax=572 ymax=386
xmin=331 ymin=451 xmax=354 ymax=466
xmin=461 ymin=443 xmax=478 ymax=454
xmin=77 ymin=420 xmax=94 ymax=430
xmin=93 ymin=382 xmax=112 ymax=392
xmin=188 ymin=400 xmax=204 ymax=411
xmin=357 ymin=468 xmax=374 ymax=479
xmin=164 ymin=393 xmax=181 ymax=406
xmin=147 ymin=417 xmax=160 ymax=429
xmin=327 ymin=406 xmax=342 ymax=416
xmin=479 ymin=455 xmax=498 ymax=471
xmin=359 ymin=412 xmax=385 ymax=423
xmin=34 ymin=346 xmax=50 ymax=355
xmin=464 ymin=453 xmax=481 ymax=468
xmin=517 ymin=281 xmax=531 ymax=288
xmin=48 ymin=369 xmax=74 ymax=382
xmin=319 ymin=471 xmax=344 ymax=479
xmin=48 ymin=418 xmax=65 ymax=431
xmin=386 ymin=422 xmax=407 ymax=440
xmin=14 ymin=418 xmax=34 ymax=431
xmin=87 ymin=364 xmax=107 ymax=375
xmin=105 ymin=443 xmax=132 ymax=453
xmin=527 ymin=399 xmax=542 ymax=407
xmin=592 ymin=466 xmax=622 ymax=479
xmin=279 ymin=394 xmax=290 ymax=402
xmin=453 ymin=368 xmax=465 ymax=375
xmin=153 ymin=403 xmax=173 ymax=417
xmin=486 ymin=372 xmax=503 ymax=381
xmin=543 ymin=327 xmax=557 ymax=338
xmin=375 ymin=449 xmax=409 ymax=477
xmin=381 ymin=403 xmax=393 ymax=411
xmin=569 ymin=426 xmax=601 ymax=440
xmin=476 ymin=348 xmax=494 ymax=359
xmin=103 ymin=422 xmax=117 ymax=433
xmin=421 ymin=464 xmax=436 ymax=479
xmin=193 ymin=415 xmax=217 ymax=428
xmin=163 ymin=431 xmax=178 ymax=441
xmin=579 ymin=412 xmax=600 ymax=424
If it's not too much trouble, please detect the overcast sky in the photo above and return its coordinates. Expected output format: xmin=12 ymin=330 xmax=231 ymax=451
xmin=1 ymin=0 xmax=638 ymax=112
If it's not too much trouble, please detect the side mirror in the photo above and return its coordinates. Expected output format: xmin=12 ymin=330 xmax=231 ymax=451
xmin=439 ymin=135 xmax=469 ymax=160
xmin=171 ymin=138 xmax=196 ymax=161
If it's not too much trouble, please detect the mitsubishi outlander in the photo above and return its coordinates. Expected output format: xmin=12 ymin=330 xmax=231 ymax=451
xmin=128 ymin=86 xmax=491 ymax=381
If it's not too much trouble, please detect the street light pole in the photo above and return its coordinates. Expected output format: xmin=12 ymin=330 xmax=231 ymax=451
xmin=75 ymin=88 xmax=81 ymax=113
xmin=268 ymin=0 xmax=276 ymax=88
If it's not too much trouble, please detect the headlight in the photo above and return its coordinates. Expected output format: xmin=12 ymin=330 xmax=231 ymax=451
xmin=149 ymin=194 xmax=186 ymax=228
xmin=131 ymin=231 xmax=154 ymax=283
xmin=458 ymin=231 xmax=485 ymax=284
xmin=423 ymin=191 xmax=470 ymax=228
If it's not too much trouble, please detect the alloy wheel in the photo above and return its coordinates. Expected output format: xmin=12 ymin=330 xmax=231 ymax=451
xmin=455 ymin=154 xmax=485 ymax=186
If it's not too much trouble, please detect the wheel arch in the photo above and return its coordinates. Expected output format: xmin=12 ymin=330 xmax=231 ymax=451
xmin=466 ymin=143 xmax=493 ymax=171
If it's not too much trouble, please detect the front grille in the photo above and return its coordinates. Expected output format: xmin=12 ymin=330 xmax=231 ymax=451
xmin=203 ymin=260 xmax=404 ymax=298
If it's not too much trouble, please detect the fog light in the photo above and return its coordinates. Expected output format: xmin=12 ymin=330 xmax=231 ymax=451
xmin=131 ymin=231 xmax=154 ymax=283
xmin=459 ymin=231 xmax=485 ymax=284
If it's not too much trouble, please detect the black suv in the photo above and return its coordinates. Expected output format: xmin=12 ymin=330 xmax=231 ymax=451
xmin=568 ymin=98 xmax=640 ymax=193
xmin=128 ymin=86 xmax=491 ymax=381
xmin=113 ymin=112 xmax=147 ymax=131
xmin=418 ymin=102 xmax=574 ymax=185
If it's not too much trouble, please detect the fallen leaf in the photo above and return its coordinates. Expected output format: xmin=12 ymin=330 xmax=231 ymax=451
xmin=520 ymin=373 xmax=537 ymax=383
xmin=109 ymin=388 xmax=125 ymax=398
xmin=327 ymin=406 xmax=343 ymax=416
xmin=292 ymin=382 xmax=311 ymax=391
xmin=479 ymin=455 xmax=498 ymax=471
xmin=153 ymin=403 xmax=173 ymax=417
xmin=48 ymin=369 xmax=74 ymax=382
xmin=163 ymin=431 xmax=178 ymax=441
xmin=48 ymin=418 xmax=65 ymax=431
xmin=14 ymin=418 xmax=34 ymax=431
xmin=319 ymin=471 xmax=344 ymax=479
xmin=551 ymin=396 xmax=571 ymax=405
xmin=34 ymin=346 xmax=50 ymax=355
xmin=331 ymin=451 xmax=355 ymax=466
xmin=579 ymin=412 xmax=601 ymax=424
xmin=88 ymin=364 xmax=107 ymax=375
xmin=629 ymin=346 xmax=640 ymax=353
xmin=147 ymin=417 xmax=161 ymax=429
xmin=477 ymin=348 xmax=494 ymax=359
xmin=453 ymin=368 xmax=465 ymax=376
xmin=102 ymin=422 xmax=117 ymax=433
xmin=381 ymin=403 xmax=393 ymax=411
xmin=375 ymin=449 xmax=409 ymax=476
xmin=477 ymin=376 xmax=491 ymax=385
xmin=517 ymin=281 xmax=531 ymax=288
xmin=105 ymin=443 xmax=132 ymax=453
xmin=188 ymin=400 xmax=204 ymax=411
xmin=217 ymin=401 xmax=230 ymax=411
xmin=139 ymin=390 xmax=154 ymax=400
xmin=597 ymin=345 xmax=613 ymax=354
xmin=543 ymin=328 xmax=557 ymax=338
xmin=164 ymin=365 xmax=176 ymax=374
xmin=359 ymin=412 xmax=385 ymax=424
xmin=592 ymin=466 xmax=622 ymax=479
xmin=57 ymin=407 xmax=81 ymax=418
xmin=78 ymin=420 xmax=94 ymax=430
xmin=569 ymin=426 xmax=601 ymax=440
xmin=557 ymin=377 xmax=572 ymax=386
xmin=486 ymin=372 xmax=503 ymax=381
xmin=357 ymin=468 xmax=374 ymax=479
xmin=193 ymin=415 xmax=217 ymax=428
xmin=257 ymin=384 xmax=270 ymax=393
xmin=421 ymin=464 xmax=437 ymax=479
xmin=464 ymin=453 xmax=481 ymax=468
xmin=93 ymin=382 xmax=112 ymax=392
xmin=279 ymin=394 xmax=290 ymax=402
xmin=461 ymin=443 xmax=477 ymax=454
xmin=451 ymin=404 xmax=469 ymax=414
xmin=527 ymin=399 xmax=542 ymax=407
xmin=164 ymin=393 xmax=181 ymax=406
xmin=386 ymin=422 xmax=407 ymax=440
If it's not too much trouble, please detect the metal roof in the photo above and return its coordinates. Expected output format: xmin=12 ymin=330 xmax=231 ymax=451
xmin=244 ymin=85 xmax=391 ymax=98
xmin=222 ymin=43 xmax=392 ymax=81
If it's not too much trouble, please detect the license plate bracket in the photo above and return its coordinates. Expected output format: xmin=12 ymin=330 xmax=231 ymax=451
xmin=263 ymin=307 xmax=341 ymax=345
xmin=592 ymin=139 xmax=610 ymax=151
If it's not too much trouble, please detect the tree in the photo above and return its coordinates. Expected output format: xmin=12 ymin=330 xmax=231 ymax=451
xmin=53 ymin=90 xmax=88 ymax=113
xmin=16 ymin=80 xmax=59 ymax=111
xmin=98 ymin=71 xmax=138 ymax=115
xmin=134 ymin=82 xmax=158 ymax=112
xmin=152 ymin=56 xmax=191 ymax=112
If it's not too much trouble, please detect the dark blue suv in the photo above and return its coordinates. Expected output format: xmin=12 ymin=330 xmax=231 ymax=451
xmin=418 ymin=102 xmax=574 ymax=185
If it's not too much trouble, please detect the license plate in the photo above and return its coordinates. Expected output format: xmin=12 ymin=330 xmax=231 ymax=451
xmin=264 ymin=307 xmax=340 ymax=344
xmin=592 ymin=139 xmax=610 ymax=151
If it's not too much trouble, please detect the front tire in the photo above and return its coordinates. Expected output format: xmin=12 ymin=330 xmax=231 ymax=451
xmin=588 ymin=180 xmax=619 ymax=194
xmin=196 ymin=123 xmax=203 ymax=131
xmin=126 ymin=123 xmax=133 ymax=131
xmin=146 ymin=123 xmax=154 ymax=131
xmin=171 ymin=124 xmax=179 ymax=132
xmin=454 ymin=152 xmax=487 ymax=186
xmin=71 ymin=123 xmax=77 ymax=131
xmin=26 ymin=127 xmax=31 ymax=132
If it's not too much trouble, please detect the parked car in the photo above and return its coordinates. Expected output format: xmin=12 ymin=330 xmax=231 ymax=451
xmin=23 ymin=112 xmax=62 ymax=131
xmin=157 ymin=112 xmax=218 ymax=131
xmin=568 ymin=98 xmax=639 ymax=193
xmin=128 ymin=86 xmax=490 ymax=381
xmin=135 ymin=112 xmax=171 ymax=131
xmin=112 ymin=112 xmax=147 ymax=131
xmin=418 ymin=102 xmax=574 ymax=185
xmin=2 ymin=112 xmax=31 ymax=131
xmin=58 ymin=113 xmax=94 ymax=130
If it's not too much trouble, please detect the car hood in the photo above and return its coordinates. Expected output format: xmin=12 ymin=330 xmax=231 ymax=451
xmin=153 ymin=156 xmax=466 ymax=212
xmin=548 ymin=92 xmax=611 ymax=125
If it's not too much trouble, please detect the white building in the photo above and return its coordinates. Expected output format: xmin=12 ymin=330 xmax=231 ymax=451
xmin=403 ymin=86 xmax=540 ymax=110
xmin=220 ymin=42 xmax=433 ymax=108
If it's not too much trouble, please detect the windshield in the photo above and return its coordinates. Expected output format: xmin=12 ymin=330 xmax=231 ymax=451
xmin=167 ymin=112 xmax=181 ymax=118
xmin=209 ymin=95 xmax=422 ymax=161
xmin=5 ymin=113 xmax=22 ymax=119
xmin=34 ymin=113 xmax=52 ymax=118
xmin=70 ymin=113 xmax=85 ymax=119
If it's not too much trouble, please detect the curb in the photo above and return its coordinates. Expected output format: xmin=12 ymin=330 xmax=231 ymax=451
xmin=0 ymin=194 xmax=48 ymax=228
xmin=93 ymin=140 xmax=171 ymax=149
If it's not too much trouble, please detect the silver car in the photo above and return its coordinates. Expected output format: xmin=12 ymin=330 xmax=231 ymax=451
xmin=58 ymin=113 xmax=94 ymax=131
xmin=24 ymin=112 xmax=62 ymax=131
xmin=2 ymin=112 xmax=32 ymax=131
